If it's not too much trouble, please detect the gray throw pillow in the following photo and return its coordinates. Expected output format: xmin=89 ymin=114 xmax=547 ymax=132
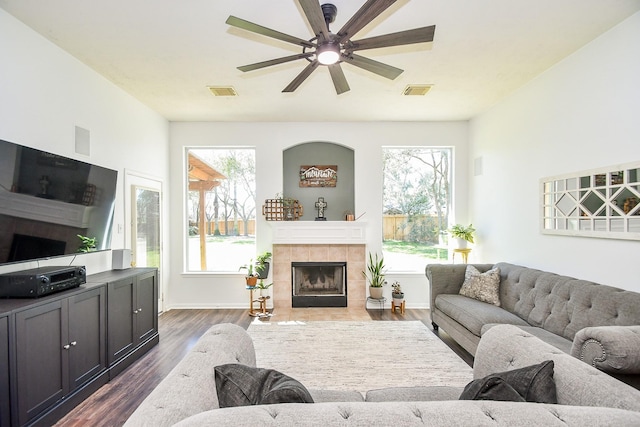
xmin=459 ymin=265 xmax=501 ymax=306
xmin=215 ymin=364 xmax=314 ymax=407
xmin=460 ymin=360 xmax=557 ymax=404
xmin=459 ymin=376 xmax=525 ymax=402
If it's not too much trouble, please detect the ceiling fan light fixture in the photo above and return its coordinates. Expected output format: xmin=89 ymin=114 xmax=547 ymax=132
xmin=316 ymin=43 xmax=340 ymax=65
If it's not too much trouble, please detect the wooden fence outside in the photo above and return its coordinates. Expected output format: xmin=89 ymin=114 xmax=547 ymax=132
xmin=383 ymin=214 xmax=442 ymax=242
xmin=203 ymin=219 xmax=256 ymax=236
xmin=194 ymin=216 xmax=438 ymax=240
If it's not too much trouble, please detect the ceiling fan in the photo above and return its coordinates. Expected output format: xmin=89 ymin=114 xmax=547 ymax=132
xmin=226 ymin=0 xmax=435 ymax=94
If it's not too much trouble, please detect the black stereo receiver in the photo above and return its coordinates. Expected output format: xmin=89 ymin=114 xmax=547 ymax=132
xmin=0 ymin=266 xmax=86 ymax=298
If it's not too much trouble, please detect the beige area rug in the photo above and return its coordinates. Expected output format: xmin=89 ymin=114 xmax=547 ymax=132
xmin=247 ymin=320 xmax=473 ymax=393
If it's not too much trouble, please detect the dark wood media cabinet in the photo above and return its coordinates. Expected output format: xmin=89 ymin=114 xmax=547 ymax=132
xmin=0 ymin=268 xmax=159 ymax=427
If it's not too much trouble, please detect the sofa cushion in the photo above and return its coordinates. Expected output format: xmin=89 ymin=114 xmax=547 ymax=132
xmin=460 ymin=360 xmax=557 ymax=404
xmin=459 ymin=266 xmax=501 ymax=306
xmin=308 ymin=389 xmax=364 ymax=402
xmin=366 ymin=386 xmax=463 ymax=402
xmin=435 ymin=294 xmax=528 ymax=337
xmin=214 ymin=364 xmax=313 ymax=407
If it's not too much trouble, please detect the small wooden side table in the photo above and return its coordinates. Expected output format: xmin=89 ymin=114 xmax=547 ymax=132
xmin=453 ymin=248 xmax=472 ymax=264
xmin=256 ymin=296 xmax=271 ymax=317
xmin=247 ymin=286 xmax=273 ymax=317
xmin=247 ymin=286 xmax=259 ymax=316
xmin=391 ymin=299 xmax=405 ymax=314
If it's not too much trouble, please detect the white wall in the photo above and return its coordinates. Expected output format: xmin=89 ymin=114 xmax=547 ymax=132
xmin=0 ymin=9 xmax=170 ymax=278
xmin=469 ymin=12 xmax=640 ymax=291
xmin=168 ymin=121 xmax=469 ymax=309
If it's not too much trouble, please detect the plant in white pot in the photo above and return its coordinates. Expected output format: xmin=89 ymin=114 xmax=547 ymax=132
xmin=362 ymin=252 xmax=386 ymax=299
xmin=391 ymin=281 xmax=404 ymax=304
xmin=256 ymin=280 xmax=273 ymax=297
xmin=448 ymin=224 xmax=475 ymax=249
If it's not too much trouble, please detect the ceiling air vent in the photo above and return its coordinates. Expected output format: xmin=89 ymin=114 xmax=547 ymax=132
xmin=403 ymin=85 xmax=432 ymax=96
xmin=207 ymin=86 xmax=237 ymax=96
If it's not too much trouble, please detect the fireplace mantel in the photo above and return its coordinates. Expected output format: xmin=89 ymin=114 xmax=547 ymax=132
xmin=270 ymin=221 xmax=366 ymax=244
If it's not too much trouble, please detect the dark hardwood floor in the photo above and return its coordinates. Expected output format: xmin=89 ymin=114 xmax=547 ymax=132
xmin=54 ymin=308 xmax=472 ymax=426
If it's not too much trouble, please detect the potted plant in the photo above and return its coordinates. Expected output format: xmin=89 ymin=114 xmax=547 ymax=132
xmin=391 ymin=281 xmax=404 ymax=303
xmin=448 ymin=224 xmax=476 ymax=249
xmin=239 ymin=260 xmax=259 ymax=286
xmin=255 ymin=251 xmax=272 ymax=279
xmin=362 ymin=252 xmax=386 ymax=299
xmin=77 ymin=234 xmax=97 ymax=253
xmin=256 ymin=280 xmax=273 ymax=297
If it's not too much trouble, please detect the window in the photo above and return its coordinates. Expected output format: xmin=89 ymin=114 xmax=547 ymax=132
xmin=185 ymin=148 xmax=256 ymax=272
xmin=382 ymin=147 xmax=451 ymax=271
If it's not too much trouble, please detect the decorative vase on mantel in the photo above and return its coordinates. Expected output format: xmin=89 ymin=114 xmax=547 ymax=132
xmin=369 ymin=286 xmax=384 ymax=299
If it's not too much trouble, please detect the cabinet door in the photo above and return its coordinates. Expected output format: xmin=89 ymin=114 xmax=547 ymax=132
xmin=135 ymin=270 xmax=158 ymax=344
xmin=107 ymin=277 xmax=136 ymax=365
xmin=68 ymin=287 xmax=106 ymax=390
xmin=0 ymin=315 xmax=9 ymax=427
xmin=15 ymin=300 xmax=69 ymax=426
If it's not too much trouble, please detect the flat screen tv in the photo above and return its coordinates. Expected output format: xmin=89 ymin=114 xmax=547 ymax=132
xmin=0 ymin=138 xmax=118 ymax=265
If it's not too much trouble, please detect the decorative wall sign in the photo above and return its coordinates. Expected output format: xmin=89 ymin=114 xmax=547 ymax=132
xmin=540 ymin=161 xmax=640 ymax=241
xmin=299 ymin=165 xmax=337 ymax=187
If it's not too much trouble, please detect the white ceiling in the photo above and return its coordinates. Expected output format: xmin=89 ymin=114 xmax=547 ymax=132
xmin=2 ymin=0 xmax=639 ymax=122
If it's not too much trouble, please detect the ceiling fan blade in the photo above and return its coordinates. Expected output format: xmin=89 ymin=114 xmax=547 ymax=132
xmin=347 ymin=26 xmax=436 ymax=51
xmin=328 ymin=64 xmax=350 ymax=95
xmin=295 ymin=0 xmax=330 ymax=42
xmin=226 ymin=16 xmax=314 ymax=48
xmin=282 ymin=60 xmax=320 ymax=92
xmin=341 ymin=53 xmax=403 ymax=80
xmin=238 ymin=53 xmax=314 ymax=72
xmin=337 ymin=0 xmax=398 ymax=42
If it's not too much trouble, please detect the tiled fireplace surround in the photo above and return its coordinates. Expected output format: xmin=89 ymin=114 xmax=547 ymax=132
xmin=272 ymin=244 xmax=366 ymax=309
xmin=270 ymin=222 xmax=367 ymax=310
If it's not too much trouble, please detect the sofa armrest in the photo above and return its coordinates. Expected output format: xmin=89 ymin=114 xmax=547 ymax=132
xmin=571 ymin=326 xmax=640 ymax=375
xmin=425 ymin=264 xmax=494 ymax=321
xmin=475 ymin=324 xmax=640 ymax=412
xmin=124 ymin=323 xmax=257 ymax=427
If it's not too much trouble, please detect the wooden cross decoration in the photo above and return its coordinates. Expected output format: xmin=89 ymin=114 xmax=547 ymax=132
xmin=315 ymin=197 xmax=327 ymax=220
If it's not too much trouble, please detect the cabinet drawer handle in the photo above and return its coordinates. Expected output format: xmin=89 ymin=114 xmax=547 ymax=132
xmin=63 ymin=344 xmax=70 ymax=350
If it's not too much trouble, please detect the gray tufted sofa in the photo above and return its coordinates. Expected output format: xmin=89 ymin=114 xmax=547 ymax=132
xmin=124 ymin=322 xmax=640 ymax=426
xmin=427 ymin=262 xmax=640 ymax=388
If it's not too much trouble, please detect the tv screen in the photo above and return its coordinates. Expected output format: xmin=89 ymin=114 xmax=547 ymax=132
xmin=0 ymin=138 xmax=118 ymax=265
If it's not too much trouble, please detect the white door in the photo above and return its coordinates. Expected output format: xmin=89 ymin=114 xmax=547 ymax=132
xmin=125 ymin=170 xmax=164 ymax=312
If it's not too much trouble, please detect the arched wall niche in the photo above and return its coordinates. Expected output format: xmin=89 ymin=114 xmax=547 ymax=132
xmin=283 ymin=141 xmax=355 ymax=221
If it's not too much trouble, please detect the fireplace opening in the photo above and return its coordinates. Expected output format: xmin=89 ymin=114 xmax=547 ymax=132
xmin=291 ymin=262 xmax=347 ymax=307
